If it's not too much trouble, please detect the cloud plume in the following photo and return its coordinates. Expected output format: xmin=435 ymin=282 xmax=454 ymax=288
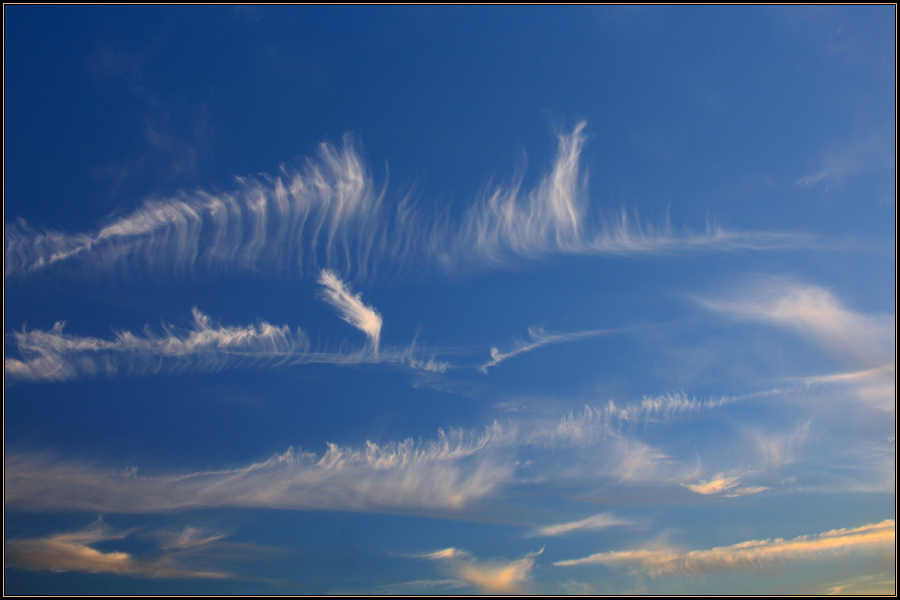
xmin=317 ymin=269 xmax=382 ymax=352
xmin=5 ymin=305 xmax=444 ymax=383
xmin=419 ymin=547 xmax=542 ymax=594
xmin=480 ymin=325 xmax=620 ymax=373
xmin=5 ymin=308 xmax=310 ymax=382
xmin=698 ymin=277 xmax=895 ymax=370
xmin=680 ymin=473 xmax=769 ymax=497
xmin=4 ymin=520 xmax=233 ymax=580
xmin=554 ymin=520 xmax=895 ymax=575
xmin=4 ymin=423 xmax=517 ymax=515
xmin=530 ymin=512 xmax=631 ymax=537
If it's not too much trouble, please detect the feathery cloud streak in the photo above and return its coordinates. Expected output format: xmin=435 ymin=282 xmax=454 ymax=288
xmin=530 ymin=512 xmax=631 ymax=538
xmin=5 ymin=124 xmax=814 ymax=281
xmin=698 ymin=278 xmax=895 ymax=369
xmin=536 ymin=391 xmax=754 ymax=445
xmin=317 ymin=268 xmax=382 ymax=352
xmin=4 ymin=521 xmax=233 ymax=580
xmin=5 ymin=135 xmax=392 ymax=279
xmin=480 ymin=326 xmax=620 ymax=373
xmin=5 ymin=423 xmax=517 ymax=515
xmin=554 ymin=520 xmax=895 ymax=575
xmin=796 ymin=363 xmax=896 ymax=411
xmin=4 ymin=395 xmax=757 ymax=517
xmin=418 ymin=547 xmax=542 ymax=594
xmin=5 ymin=308 xmax=309 ymax=382
xmin=680 ymin=474 xmax=769 ymax=497
xmin=6 ymin=271 xmax=444 ymax=382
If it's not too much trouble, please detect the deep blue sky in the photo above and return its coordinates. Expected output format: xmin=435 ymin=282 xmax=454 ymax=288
xmin=5 ymin=6 xmax=895 ymax=594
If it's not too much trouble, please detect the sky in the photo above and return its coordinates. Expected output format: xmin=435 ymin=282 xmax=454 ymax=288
xmin=3 ymin=6 xmax=895 ymax=595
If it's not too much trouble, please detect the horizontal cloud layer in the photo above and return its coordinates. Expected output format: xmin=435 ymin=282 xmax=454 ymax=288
xmin=5 ymin=308 xmax=310 ymax=382
xmin=5 ymin=424 xmax=517 ymax=515
xmin=416 ymin=547 xmax=542 ymax=594
xmin=480 ymin=325 xmax=622 ymax=373
xmin=698 ymin=277 xmax=895 ymax=371
xmin=4 ymin=520 xmax=234 ymax=580
xmin=554 ymin=520 xmax=895 ymax=575
xmin=530 ymin=512 xmax=631 ymax=537
xmin=5 ymin=270 xmax=445 ymax=382
xmin=3 ymin=397 xmax=771 ymax=517
xmin=5 ymin=124 xmax=814 ymax=282
xmin=680 ymin=473 xmax=769 ymax=497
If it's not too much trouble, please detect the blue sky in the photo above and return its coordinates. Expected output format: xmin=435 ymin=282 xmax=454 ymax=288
xmin=4 ymin=6 xmax=895 ymax=595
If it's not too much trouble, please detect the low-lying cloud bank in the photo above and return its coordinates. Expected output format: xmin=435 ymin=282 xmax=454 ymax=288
xmin=4 ymin=520 xmax=234 ymax=580
xmin=554 ymin=520 xmax=895 ymax=575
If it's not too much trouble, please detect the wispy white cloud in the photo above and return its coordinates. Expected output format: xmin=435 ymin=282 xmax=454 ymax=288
xmin=4 ymin=520 xmax=233 ymax=580
xmin=698 ymin=277 xmax=895 ymax=370
xmin=796 ymin=169 xmax=830 ymax=188
xmin=3 ymin=402 xmax=678 ymax=517
xmin=5 ymin=125 xmax=815 ymax=282
xmin=796 ymin=128 xmax=895 ymax=189
xmin=418 ymin=547 xmax=543 ymax=594
xmin=559 ymin=580 xmax=599 ymax=595
xmin=441 ymin=123 xmax=812 ymax=272
xmin=529 ymin=512 xmax=630 ymax=537
xmin=3 ymin=385 xmax=852 ymax=522
xmin=317 ymin=269 xmax=382 ymax=352
xmin=480 ymin=326 xmax=619 ymax=373
xmin=5 ymin=308 xmax=309 ymax=382
xmin=536 ymin=392 xmax=748 ymax=444
xmin=819 ymin=571 xmax=897 ymax=595
xmin=5 ymin=303 xmax=445 ymax=383
xmin=680 ymin=473 xmax=769 ymax=497
xmin=744 ymin=421 xmax=812 ymax=471
xmin=554 ymin=520 xmax=895 ymax=575
xmin=5 ymin=134 xmax=391 ymax=280
xmin=4 ymin=423 xmax=517 ymax=515
xmin=796 ymin=363 xmax=896 ymax=412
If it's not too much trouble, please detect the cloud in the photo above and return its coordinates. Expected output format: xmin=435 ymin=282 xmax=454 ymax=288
xmin=559 ymin=580 xmax=598 ymax=595
xmin=480 ymin=326 xmax=620 ymax=373
xmin=5 ymin=134 xmax=390 ymax=280
xmin=5 ymin=306 xmax=445 ymax=383
xmin=317 ymin=269 xmax=382 ymax=352
xmin=797 ymin=363 xmax=896 ymax=411
xmin=4 ymin=423 xmax=517 ymax=515
xmin=5 ymin=308 xmax=310 ymax=382
xmin=3 ymin=400 xmax=688 ymax=517
xmin=374 ymin=579 xmax=467 ymax=594
xmin=796 ymin=170 xmax=830 ymax=188
xmin=4 ymin=386 xmax=853 ymax=523
xmin=5 ymin=125 xmax=814 ymax=282
xmin=4 ymin=520 xmax=232 ymax=580
xmin=554 ymin=520 xmax=895 ymax=575
xmin=448 ymin=122 xmax=590 ymax=266
xmin=818 ymin=571 xmax=897 ymax=596
xmin=744 ymin=421 xmax=811 ymax=471
xmin=441 ymin=123 xmax=812 ymax=272
xmin=796 ymin=129 xmax=895 ymax=189
xmin=530 ymin=512 xmax=630 ymax=537
xmin=680 ymin=473 xmax=769 ymax=497
xmin=536 ymin=392 xmax=747 ymax=444
xmin=698 ymin=277 xmax=895 ymax=369
xmin=419 ymin=547 xmax=542 ymax=594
